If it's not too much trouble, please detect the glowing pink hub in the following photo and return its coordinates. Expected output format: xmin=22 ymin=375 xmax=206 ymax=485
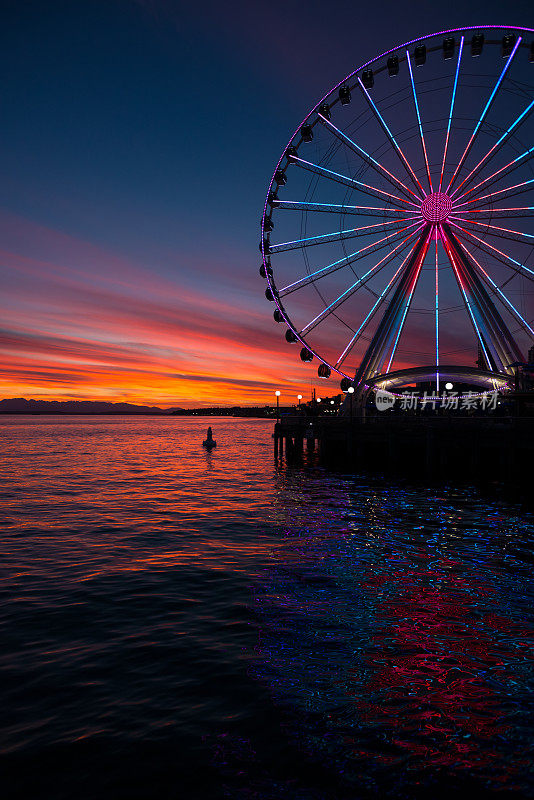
xmin=421 ymin=192 xmax=453 ymax=223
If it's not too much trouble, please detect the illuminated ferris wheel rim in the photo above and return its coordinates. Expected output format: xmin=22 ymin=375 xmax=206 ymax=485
xmin=260 ymin=25 xmax=534 ymax=390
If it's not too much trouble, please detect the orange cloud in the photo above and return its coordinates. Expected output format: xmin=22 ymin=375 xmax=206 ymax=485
xmin=0 ymin=212 xmax=320 ymax=406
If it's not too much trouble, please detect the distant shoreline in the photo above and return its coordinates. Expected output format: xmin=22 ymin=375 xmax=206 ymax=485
xmin=0 ymin=398 xmax=285 ymax=417
xmin=0 ymin=411 xmax=167 ymax=416
xmin=0 ymin=412 xmax=274 ymax=417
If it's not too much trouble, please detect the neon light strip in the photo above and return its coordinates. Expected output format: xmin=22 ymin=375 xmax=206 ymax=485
xmin=445 ymin=36 xmax=522 ymax=195
xmin=454 ymin=238 xmax=534 ymax=336
xmin=459 ymin=207 xmax=534 ymax=214
xmin=270 ymin=217 xmax=411 ymax=253
xmin=335 ymin=239 xmax=421 ymax=367
xmin=291 ymin=156 xmax=420 ymax=206
xmin=273 ymin=200 xmax=417 ymax=217
xmin=440 ymin=225 xmax=492 ymax=367
xmin=453 ymin=177 xmax=534 ymax=209
xmin=357 ymin=78 xmax=426 ymax=198
xmin=439 ymin=36 xmax=464 ymax=191
xmin=279 ymin=221 xmax=422 ymax=295
xmin=406 ymin=49 xmax=433 ymax=192
xmin=301 ymin=227 xmax=424 ymax=334
xmin=317 ymin=114 xmax=419 ymax=200
xmin=385 ymin=230 xmax=430 ymax=372
xmin=449 ymin=221 xmax=534 ymax=279
xmin=445 ymin=231 xmax=524 ymax=368
xmin=452 ymin=96 xmax=534 ymax=199
xmin=453 ymin=145 xmax=534 ymax=204
xmin=435 ymin=229 xmax=439 ymax=393
xmin=450 ymin=216 xmax=534 ymax=243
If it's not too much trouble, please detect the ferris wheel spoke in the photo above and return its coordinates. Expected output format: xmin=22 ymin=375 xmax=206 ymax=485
xmin=453 ymin=177 xmax=534 ymax=210
xmin=453 ymin=236 xmax=534 ymax=337
xmin=406 ymin=50 xmax=433 ymax=192
xmin=450 ymin=216 xmax=534 ymax=246
xmin=449 ymin=222 xmax=534 ymax=282
xmin=300 ymin=226 xmax=424 ymax=336
xmin=354 ymin=228 xmax=432 ymax=383
xmin=269 ymin=217 xmax=412 ymax=254
xmin=439 ymin=35 xmax=464 ymax=191
xmin=445 ymin=36 xmax=522 ymax=195
xmin=434 ymin=231 xmax=439 ymax=392
xmin=441 ymin=224 xmax=525 ymax=369
xmin=316 ymin=114 xmax=420 ymax=202
xmin=289 ymin=155 xmax=418 ymax=207
xmin=456 ymin=207 xmax=534 ymax=219
xmin=357 ymin=77 xmax=426 ymax=198
xmin=272 ymin=199 xmax=417 ymax=218
xmin=451 ymin=96 xmax=534 ymax=199
xmin=278 ymin=221 xmax=422 ymax=296
xmin=384 ymin=242 xmax=427 ymax=373
xmin=335 ymin=238 xmax=422 ymax=368
xmin=453 ymin=145 xmax=534 ymax=204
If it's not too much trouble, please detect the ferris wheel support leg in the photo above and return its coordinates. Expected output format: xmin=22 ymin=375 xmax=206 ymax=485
xmin=440 ymin=224 xmax=525 ymax=371
xmin=352 ymin=226 xmax=432 ymax=389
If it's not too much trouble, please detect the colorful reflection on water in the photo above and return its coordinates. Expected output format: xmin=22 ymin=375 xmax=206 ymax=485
xmin=1 ymin=416 xmax=533 ymax=798
xmin=255 ymin=471 xmax=534 ymax=797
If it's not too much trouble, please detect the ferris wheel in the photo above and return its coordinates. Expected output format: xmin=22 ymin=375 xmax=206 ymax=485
xmin=260 ymin=26 xmax=534 ymax=396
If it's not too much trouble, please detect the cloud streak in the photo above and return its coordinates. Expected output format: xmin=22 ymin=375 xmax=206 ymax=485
xmin=0 ymin=211 xmax=318 ymax=405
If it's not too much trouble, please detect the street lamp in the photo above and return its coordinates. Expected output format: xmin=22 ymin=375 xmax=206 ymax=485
xmin=297 ymin=394 xmax=302 ymax=407
xmin=445 ymin=382 xmax=453 ymax=391
xmin=348 ymin=386 xmax=355 ymax=423
xmin=275 ymin=390 xmax=280 ymax=422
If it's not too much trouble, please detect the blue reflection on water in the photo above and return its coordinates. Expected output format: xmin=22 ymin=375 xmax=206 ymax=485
xmin=251 ymin=469 xmax=534 ymax=797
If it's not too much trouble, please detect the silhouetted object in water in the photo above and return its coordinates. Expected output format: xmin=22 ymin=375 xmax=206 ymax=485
xmin=203 ymin=426 xmax=216 ymax=449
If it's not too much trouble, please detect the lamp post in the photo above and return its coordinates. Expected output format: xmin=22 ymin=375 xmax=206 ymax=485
xmin=348 ymin=386 xmax=354 ymax=423
xmin=275 ymin=390 xmax=280 ymax=422
xmin=297 ymin=394 xmax=302 ymax=408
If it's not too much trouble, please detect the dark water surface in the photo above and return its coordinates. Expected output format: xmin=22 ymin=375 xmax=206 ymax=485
xmin=1 ymin=416 xmax=533 ymax=799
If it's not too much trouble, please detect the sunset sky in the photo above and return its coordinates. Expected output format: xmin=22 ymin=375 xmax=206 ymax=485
xmin=1 ymin=0 xmax=532 ymax=407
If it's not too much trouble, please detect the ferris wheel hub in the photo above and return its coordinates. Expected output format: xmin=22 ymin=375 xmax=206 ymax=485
xmin=421 ymin=192 xmax=453 ymax=223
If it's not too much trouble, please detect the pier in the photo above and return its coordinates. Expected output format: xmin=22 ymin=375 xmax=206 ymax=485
xmin=274 ymin=415 xmax=534 ymax=499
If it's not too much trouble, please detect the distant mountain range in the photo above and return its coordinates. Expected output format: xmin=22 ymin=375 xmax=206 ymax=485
xmin=0 ymin=398 xmax=284 ymax=416
xmin=0 ymin=398 xmax=171 ymax=415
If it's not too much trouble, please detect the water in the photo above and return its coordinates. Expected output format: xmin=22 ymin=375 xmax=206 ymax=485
xmin=1 ymin=416 xmax=533 ymax=799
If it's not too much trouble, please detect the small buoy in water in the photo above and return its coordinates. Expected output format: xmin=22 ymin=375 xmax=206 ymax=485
xmin=203 ymin=426 xmax=216 ymax=449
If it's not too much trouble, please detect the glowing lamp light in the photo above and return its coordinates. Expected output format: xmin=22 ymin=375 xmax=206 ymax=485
xmin=330 ymin=400 xmax=335 ymax=405
xmin=275 ymin=390 xmax=281 ymax=396
xmin=445 ymin=382 xmax=454 ymax=390
xmin=297 ymin=394 xmax=302 ymax=400
xmin=348 ymin=387 xmax=355 ymax=394
xmin=317 ymin=397 xmax=322 ymax=403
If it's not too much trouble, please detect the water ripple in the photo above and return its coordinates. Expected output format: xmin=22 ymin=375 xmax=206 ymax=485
xmin=0 ymin=416 xmax=533 ymax=798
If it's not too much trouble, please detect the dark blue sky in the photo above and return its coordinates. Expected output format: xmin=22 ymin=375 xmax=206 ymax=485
xmin=0 ymin=0 xmax=532 ymax=404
